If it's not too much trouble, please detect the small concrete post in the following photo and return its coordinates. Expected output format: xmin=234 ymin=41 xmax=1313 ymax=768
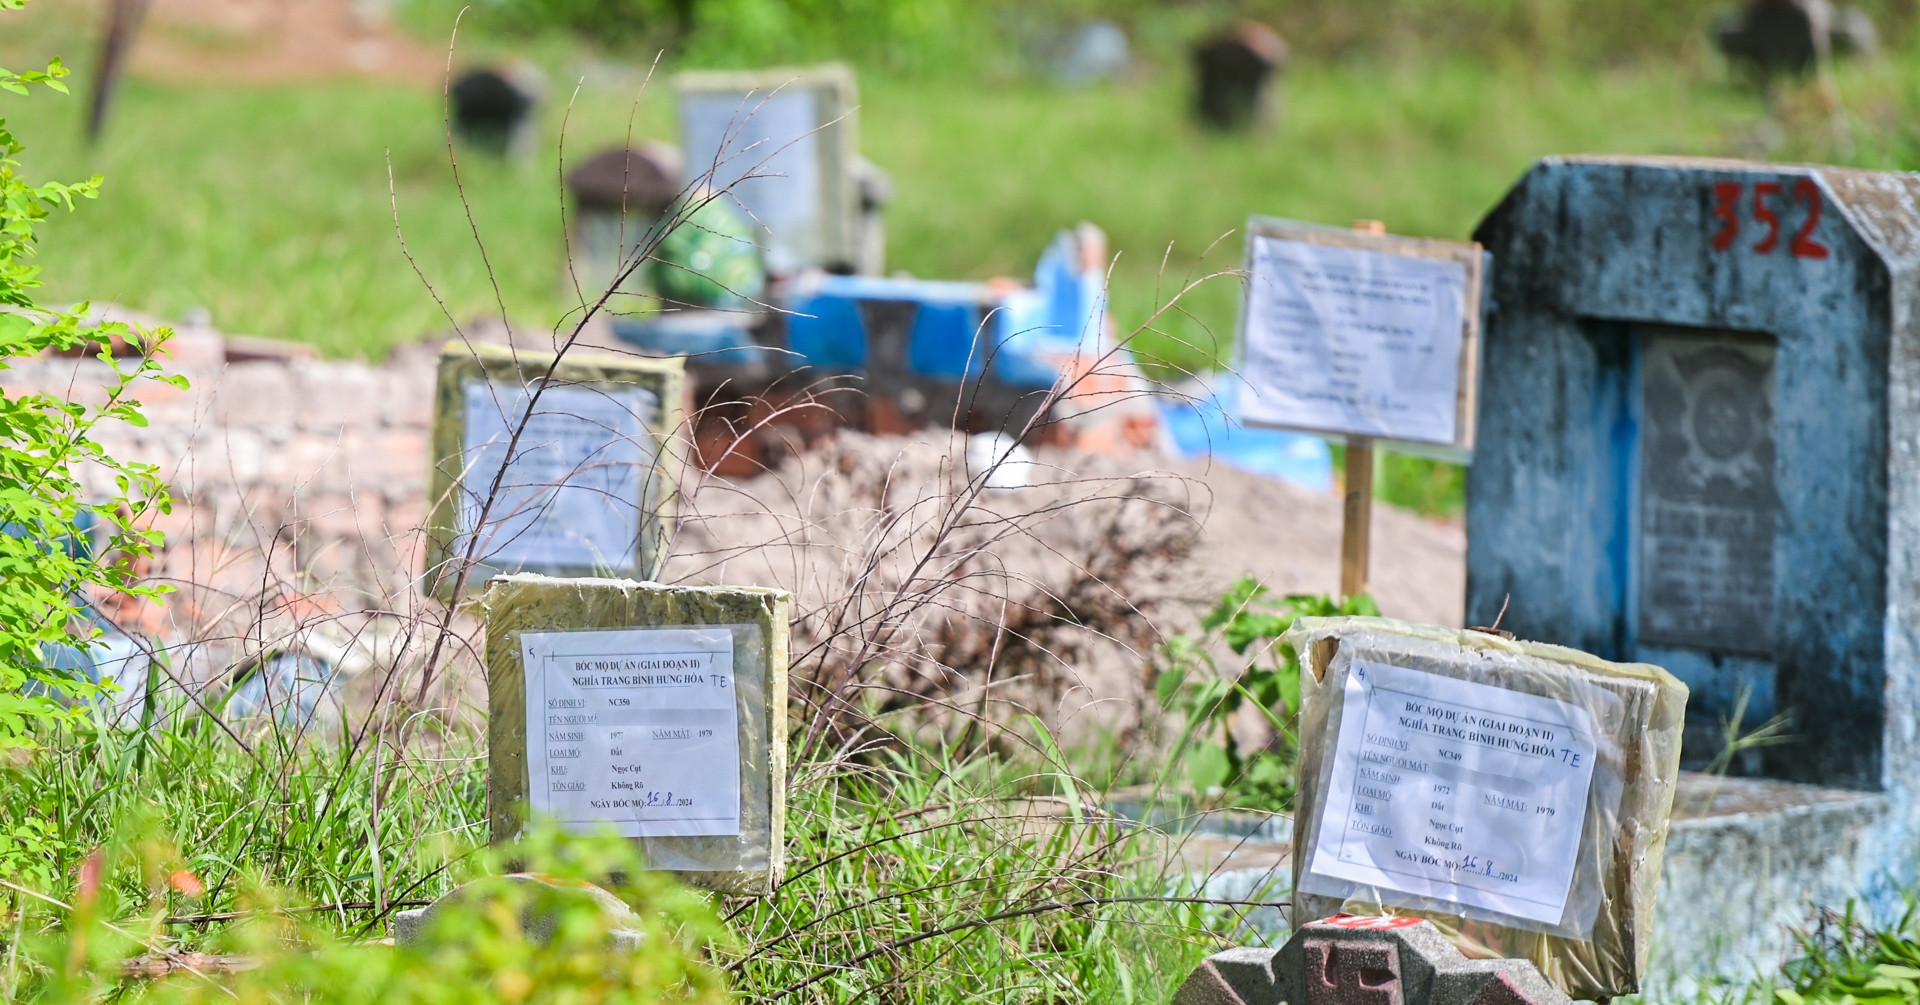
xmin=1173 ymin=916 xmax=1574 ymax=1005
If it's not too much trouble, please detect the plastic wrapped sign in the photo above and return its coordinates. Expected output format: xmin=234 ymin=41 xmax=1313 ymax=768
xmin=1236 ymin=218 xmax=1486 ymax=458
xmin=1282 ymin=616 xmax=1687 ymax=1000
xmin=483 ymin=574 xmax=791 ymax=897
xmin=675 ymin=64 xmax=859 ymax=275
xmin=425 ymin=342 xmax=684 ymax=602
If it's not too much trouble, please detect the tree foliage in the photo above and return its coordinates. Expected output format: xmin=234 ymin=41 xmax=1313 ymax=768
xmin=0 ymin=37 xmax=180 ymax=747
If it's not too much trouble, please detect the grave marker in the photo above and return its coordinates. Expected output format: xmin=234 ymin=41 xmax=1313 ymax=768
xmin=674 ymin=63 xmax=861 ymax=275
xmin=425 ymin=343 xmax=684 ymax=601
xmin=451 ymin=67 xmax=542 ymax=156
xmin=482 ymin=574 xmax=790 ymax=896
xmin=1465 ymin=158 xmax=1920 ymax=787
xmin=1235 ymin=217 xmax=1486 ymax=597
xmin=1192 ymin=22 xmax=1288 ymax=131
xmin=1464 ymin=155 xmax=1920 ymax=987
xmin=565 ymin=144 xmax=685 ymax=295
xmin=1279 ymin=617 xmax=1687 ymax=1000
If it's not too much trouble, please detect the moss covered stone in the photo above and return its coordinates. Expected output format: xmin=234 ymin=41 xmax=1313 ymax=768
xmin=483 ymin=574 xmax=789 ymax=896
xmin=426 ymin=342 xmax=685 ymax=602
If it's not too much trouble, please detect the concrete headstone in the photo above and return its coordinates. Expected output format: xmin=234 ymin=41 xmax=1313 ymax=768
xmin=481 ymin=574 xmax=790 ymax=896
xmin=1466 ymin=156 xmax=1920 ymax=983
xmin=425 ymin=342 xmax=684 ymax=601
xmin=1714 ymin=0 xmax=1877 ymax=79
xmin=1053 ymin=20 xmax=1130 ymax=86
xmin=1192 ymin=22 xmax=1287 ymax=131
xmin=451 ymin=66 xmax=543 ymax=156
xmin=1280 ymin=617 xmax=1687 ymax=1000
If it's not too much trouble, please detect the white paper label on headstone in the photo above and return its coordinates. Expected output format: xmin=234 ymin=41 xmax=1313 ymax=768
xmin=523 ymin=628 xmax=741 ymax=838
xmin=1240 ymin=237 xmax=1468 ymax=444
xmin=460 ymin=381 xmax=657 ymax=572
xmin=1306 ymin=660 xmax=1599 ymax=925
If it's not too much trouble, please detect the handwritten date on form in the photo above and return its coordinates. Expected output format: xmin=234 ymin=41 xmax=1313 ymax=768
xmin=523 ymin=627 xmax=740 ymax=838
xmin=1306 ymin=660 xmax=1599 ymax=925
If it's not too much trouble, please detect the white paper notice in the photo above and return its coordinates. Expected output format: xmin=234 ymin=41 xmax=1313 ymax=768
xmin=524 ymin=628 xmax=741 ymax=838
xmin=460 ymin=381 xmax=657 ymax=572
xmin=1240 ymin=236 xmax=1468 ymax=444
xmin=1306 ymin=660 xmax=1599 ymax=925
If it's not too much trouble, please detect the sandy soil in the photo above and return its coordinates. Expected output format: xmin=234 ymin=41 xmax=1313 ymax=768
xmin=46 ymin=0 xmax=447 ymax=85
xmin=1166 ymin=456 xmax=1466 ymax=628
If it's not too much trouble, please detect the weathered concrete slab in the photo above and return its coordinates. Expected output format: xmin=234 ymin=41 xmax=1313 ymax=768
xmin=481 ymin=574 xmax=788 ymax=896
xmin=427 ymin=342 xmax=684 ymax=602
xmin=1650 ymin=773 xmax=1888 ymax=990
xmin=1466 ymin=157 xmax=1920 ymax=983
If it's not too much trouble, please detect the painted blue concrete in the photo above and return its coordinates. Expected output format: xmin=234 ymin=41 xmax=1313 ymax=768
xmin=1468 ymin=158 xmax=1906 ymax=790
xmin=1468 ymin=157 xmax=1920 ymax=986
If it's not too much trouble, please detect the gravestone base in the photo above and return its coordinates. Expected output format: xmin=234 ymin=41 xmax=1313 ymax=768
xmin=1164 ymin=772 xmax=1908 ymax=994
xmin=1649 ymin=774 xmax=1896 ymax=994
xmin=391 ymin=874 xmax=645 ymax=952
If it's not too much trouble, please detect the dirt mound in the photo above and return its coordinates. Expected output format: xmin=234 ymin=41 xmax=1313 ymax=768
xmin=668 ymin=432 xmax=1465 ymax=745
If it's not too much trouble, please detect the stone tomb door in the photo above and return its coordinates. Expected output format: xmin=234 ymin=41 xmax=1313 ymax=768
xmin=1632 ymin=327 xmax=1778 ymax=764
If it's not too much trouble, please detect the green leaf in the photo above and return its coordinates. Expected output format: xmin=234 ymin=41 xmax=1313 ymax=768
xmin=1185 ymin=742 xmax=1233 ymax=792
xmin=1154 ymin=666 xmax=1186 ymax=708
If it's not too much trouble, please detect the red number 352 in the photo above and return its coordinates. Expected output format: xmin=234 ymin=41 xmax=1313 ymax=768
xmin=1710 ymin=179 xmax=1831 ymax=259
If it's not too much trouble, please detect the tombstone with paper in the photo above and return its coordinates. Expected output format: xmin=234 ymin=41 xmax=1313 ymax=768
xmin=482 ymin=574 xmax=790 ymax=896
xmin=1235 ymin=218 xmax=1487 ymax=596
xmin=1280 ymin=616 xmax=1688 ymax=1001
xmin=425 ymin=343 xmax=684 ymax=601
xmin=674 ymin=63 xmax=873 ymax=276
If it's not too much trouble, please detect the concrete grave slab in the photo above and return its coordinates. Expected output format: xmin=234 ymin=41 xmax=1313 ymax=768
xmin=481 ymin=574 xmax=789 ymax=896
xmin=426 ymin=342 xmax=684 ymax=602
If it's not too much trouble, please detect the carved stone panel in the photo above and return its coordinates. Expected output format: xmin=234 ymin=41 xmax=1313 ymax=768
xmin=1637 ymin=329 xmax=1777 ymax=657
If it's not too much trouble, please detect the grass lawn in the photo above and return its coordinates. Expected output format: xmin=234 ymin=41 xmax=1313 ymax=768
xmin=20 ymin=14 xmax=1912 ymax=518
xmin=1 ymin=27 xmax=1773 ymax=367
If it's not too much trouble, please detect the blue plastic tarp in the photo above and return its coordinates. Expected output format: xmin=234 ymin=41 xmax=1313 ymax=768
xmin=1159 ymin=376 xmax=1334 ymax=492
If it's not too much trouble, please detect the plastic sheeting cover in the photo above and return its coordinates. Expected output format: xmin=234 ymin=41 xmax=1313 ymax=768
xmin=1281 ymin=616 xmax=1686 ymax=1000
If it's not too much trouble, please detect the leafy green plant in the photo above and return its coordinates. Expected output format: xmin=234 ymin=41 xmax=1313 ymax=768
xmin=1775 ymin=902 xmax=1920 ymax=1005
xmin=3 ymin=820 xmax=731 ymax=1004
xmin=1152 ymin=579 xmax=1378 ymax=811
xmin=0 ymin=22 xmax=181 ymax=748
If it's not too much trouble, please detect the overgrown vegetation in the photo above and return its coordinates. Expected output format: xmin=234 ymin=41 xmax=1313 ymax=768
xmin=13 ymin=4 xmax=1920 ymax=1002
xmin=0 ymin=19 xmax=1253 ymax=998
xmin=0 ymin=704 xmax=1236 ymax=1001
xmin=0 ymin=42 xmax=177 ymax=747
xmin=1153 ymin=581 xmax=1375 ymax=812
xmin=2 ymin=813 xmax=730 ymax=1003
xmin=1773 ymin=904 xmax=1920 ymax=1005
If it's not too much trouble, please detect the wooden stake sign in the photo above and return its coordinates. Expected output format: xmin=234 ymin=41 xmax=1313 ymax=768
xmin=1235 ymin=217 xmax=1486 ymax=598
